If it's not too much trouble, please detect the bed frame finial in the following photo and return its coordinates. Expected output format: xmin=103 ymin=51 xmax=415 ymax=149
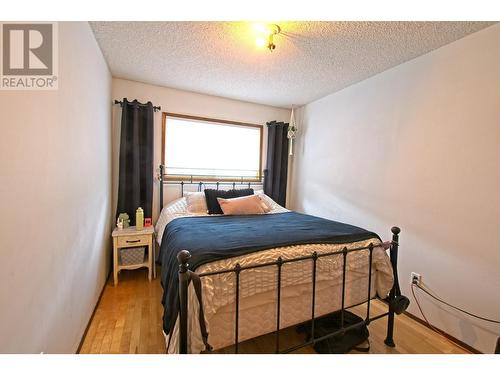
xmin=391 ymin=226 xmax=401 ymax=235
xmin=177 ymin=250 xmax=191 ymax=271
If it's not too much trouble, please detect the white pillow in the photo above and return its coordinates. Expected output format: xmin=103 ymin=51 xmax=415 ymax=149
xmin=155 ymin=197 xmax=188 ymax=244
xmin=254 ymin=190 xmax=288 ymax=213
xmin=185 ymin=191 xmax=208 ymax=214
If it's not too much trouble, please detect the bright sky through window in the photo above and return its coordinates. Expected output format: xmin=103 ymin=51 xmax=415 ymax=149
xmin=164 ymin=117 xmax=261 ymax=179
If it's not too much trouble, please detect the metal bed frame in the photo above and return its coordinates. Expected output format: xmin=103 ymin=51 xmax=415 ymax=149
xmin=158 ymin=165 xmax=407 ymax=354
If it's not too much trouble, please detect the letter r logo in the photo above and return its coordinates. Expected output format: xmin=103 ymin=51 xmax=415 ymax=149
xmin=2 ymin=23 xmax=53 ymax=75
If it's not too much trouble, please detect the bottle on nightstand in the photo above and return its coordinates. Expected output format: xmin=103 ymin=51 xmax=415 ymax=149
xmin=136 ymin=207 xmax=144 ymax=231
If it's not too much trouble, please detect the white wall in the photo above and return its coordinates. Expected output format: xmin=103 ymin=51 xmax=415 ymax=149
xmin=0 ymin=22 xmax=112 ymax=353
xmin=290 ymin=24 xmax=500 ymax=353
xmin=112 ymin=78 xmax=291 ymax=221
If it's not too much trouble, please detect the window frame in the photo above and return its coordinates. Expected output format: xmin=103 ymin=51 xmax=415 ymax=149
xmin=161 ymin=112 xmax=264 ymax=182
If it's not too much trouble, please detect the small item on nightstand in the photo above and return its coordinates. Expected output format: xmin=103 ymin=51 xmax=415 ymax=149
xmin=136 ymin=207 xmax=144 ymax=231
xmin=116 ymin=217 xmax=124 ymax=230
xmin=117 ymin=213 xmax=130 ymax=228
xmin=144 ymin=218 xmax=152 ymax=227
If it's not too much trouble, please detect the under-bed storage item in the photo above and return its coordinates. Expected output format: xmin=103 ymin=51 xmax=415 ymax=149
xmin=297 ymin=310 xmax=370 ymax=354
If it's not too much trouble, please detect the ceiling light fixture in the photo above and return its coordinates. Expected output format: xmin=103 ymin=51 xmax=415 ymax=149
xmin=254 ymin=24 xmax=281 ymax=52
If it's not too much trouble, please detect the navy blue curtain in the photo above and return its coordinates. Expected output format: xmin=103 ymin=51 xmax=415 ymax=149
xmin=116 ymin=98 xmax=154 ymax=225
xmin=264 ymin=121 xmax=289 ymax=207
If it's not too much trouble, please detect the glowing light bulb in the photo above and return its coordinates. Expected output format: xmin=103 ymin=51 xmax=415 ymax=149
xmin=253 ymin=23 xmax=268 ymax=35
xmin=255 ymin=36 xmax=267 ymax=48
xmin=252 ymin=23 xmax=280 ymax=52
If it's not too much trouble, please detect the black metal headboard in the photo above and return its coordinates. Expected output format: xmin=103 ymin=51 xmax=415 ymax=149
xmin=158 ymin=165 xmax=264 ymax=214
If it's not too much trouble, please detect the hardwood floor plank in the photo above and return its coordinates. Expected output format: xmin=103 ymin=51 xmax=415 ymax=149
xmin=89 ymin=317 xmax=107 ymax=354
xmin=128 ymin=279 xmax=143 ymax=353
xmin=79 ymin=268 xmax=470 ymax=354
xmin=109 ymin=316 xmax=125 ymax=354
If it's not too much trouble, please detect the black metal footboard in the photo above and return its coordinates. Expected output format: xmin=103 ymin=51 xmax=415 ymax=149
xmin=175 ymin=227 xmax=405 ymax=354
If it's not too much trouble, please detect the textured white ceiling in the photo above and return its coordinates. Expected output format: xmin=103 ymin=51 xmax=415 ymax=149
xmin=90 ymin=21 xmax=495 ymax=108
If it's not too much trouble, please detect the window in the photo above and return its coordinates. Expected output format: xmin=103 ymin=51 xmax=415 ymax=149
xmin=162 ymin=113 xmax=263 ymax=181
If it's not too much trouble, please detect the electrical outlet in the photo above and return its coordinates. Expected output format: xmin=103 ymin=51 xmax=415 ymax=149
xmin=411 ymin=272 xmax=421 ymax=285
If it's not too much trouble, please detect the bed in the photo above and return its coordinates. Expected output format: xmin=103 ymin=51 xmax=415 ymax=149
xmin=156 ymin=167 xmax=407 ymax=354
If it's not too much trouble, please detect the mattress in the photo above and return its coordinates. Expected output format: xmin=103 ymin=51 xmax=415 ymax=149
xmin=156 ymin=195 xmax=394 ymax=353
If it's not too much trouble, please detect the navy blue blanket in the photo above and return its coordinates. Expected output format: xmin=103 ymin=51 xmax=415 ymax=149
xmin=158 ymin=212 xmax=380 ymax=334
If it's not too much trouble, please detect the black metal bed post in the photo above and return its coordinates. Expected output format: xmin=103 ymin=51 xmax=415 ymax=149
xmin=159 ymin=165 xmax=164 ymax=215
xmin=178 ymin=250 xmax=191 ymax=354
xmin=366 ymin=243 xmax=374 ymax=324
xmin=234 ymin=263 xmax=241 ymax=354
xmin=275 ymin=257 xmax=283 ymax=353
xmin=384 ymin=226 xmax=400 ymax=347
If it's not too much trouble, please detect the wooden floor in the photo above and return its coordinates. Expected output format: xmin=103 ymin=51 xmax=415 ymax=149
xmin=79 ymin=268 xmax=469 ymax=354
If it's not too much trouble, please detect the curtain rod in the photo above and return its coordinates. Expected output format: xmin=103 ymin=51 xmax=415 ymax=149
xmin=114 ymin=99 xmax=161 ymax=112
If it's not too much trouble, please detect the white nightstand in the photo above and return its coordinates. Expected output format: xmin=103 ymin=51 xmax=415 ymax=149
xmin=112 ymin=226 xmax=155 ymax=286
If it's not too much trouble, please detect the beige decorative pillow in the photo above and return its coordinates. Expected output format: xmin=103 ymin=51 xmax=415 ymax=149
xmin=185 ymin=192 xmax=208 ymax=214
xmin=217 ymin=195 xmax=269 ymax=215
